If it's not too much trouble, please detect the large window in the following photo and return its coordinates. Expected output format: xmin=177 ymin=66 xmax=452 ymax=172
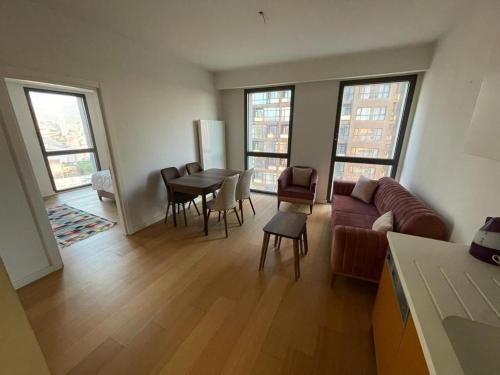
xmin=327 ymin=75 xmax=417 ymax=200
xmin=245 ymin=86 xmax=294 ymax=193
xmin=25 ymin=88 xmax=100 ymax=191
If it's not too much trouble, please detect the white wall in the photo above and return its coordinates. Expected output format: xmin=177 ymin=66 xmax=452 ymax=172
xmin=400 ymin=0 xmax=500 ymax=243
xmin=0 ymin=0 xmax=219 ymax=234
xmin=0 ymin=112 xmax=57 ymax=287
xmin=5 ymin=80 xmax=112 ymax=197
xmin=215 ymin=43 xmax=433 ymax=89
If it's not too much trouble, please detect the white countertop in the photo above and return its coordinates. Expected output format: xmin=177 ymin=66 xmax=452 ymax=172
xmin=387 ymin=232 xmax=500 ymax=375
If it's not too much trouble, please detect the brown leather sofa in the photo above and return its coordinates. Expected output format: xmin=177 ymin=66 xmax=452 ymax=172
xmin=331 ymin=177 xmax=446 ymax=283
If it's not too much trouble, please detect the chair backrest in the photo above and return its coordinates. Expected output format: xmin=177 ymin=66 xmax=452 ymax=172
xmin=236 ymin=168 xmax=253 ymax=200
xmin=160 ymin=167 xmax=180 ymax=199
xmin=211 ymin=174 xmax=238 ymax=210
xmin=186 ymin=162 xmax=203 ymax=175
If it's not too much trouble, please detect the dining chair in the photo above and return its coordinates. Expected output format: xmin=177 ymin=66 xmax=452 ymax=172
xmin=185 ymin=162 xmax=203 ymax=175
xmin=206 ymin=174 xmax=241 ymax=237
xmin=235 ymin=168 xmax=255 ymax=223
xmin=160 ymin=167 xmax=200 ymax=226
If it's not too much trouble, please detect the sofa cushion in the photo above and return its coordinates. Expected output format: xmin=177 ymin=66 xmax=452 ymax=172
xmin=372 ymin=211 xmax=393 ymax=233
xmin=332 ymin=210 xmax=378 ymax=229
xmin=351 ymin=176 xmax=378 ymax=203
xmin=373 ymin=177 xmax=446 ymax=240
xmin=332 ymin=195 xmax=380 ymax=217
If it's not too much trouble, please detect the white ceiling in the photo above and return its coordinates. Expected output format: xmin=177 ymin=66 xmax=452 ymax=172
xmin=30 ymin=0 xmax=469 ymax=71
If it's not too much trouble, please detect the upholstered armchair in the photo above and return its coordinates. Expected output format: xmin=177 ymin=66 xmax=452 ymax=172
xmin=277 ymin=166 xmax=318 ymax=213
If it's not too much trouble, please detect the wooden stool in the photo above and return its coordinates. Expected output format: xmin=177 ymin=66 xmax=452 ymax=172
xmin=259 ymin=211 xmax=308 ymax=280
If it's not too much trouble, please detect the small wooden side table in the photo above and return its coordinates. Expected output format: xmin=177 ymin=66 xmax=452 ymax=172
xmin=259 ymin=211 xmax=308 ymax=280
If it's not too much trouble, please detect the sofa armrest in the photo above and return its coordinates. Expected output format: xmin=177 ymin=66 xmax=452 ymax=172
xmin=278 ymin=167 xmax=292 ymax=192
xmin=331 ymin=226 xmax=388 ymax=282
xmin=332 ymin=180 xmax=356 ymax=196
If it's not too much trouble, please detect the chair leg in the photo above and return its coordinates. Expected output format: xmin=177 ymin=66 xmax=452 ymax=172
xmin=177 ymin=203 xmax=181 ymax=214
xmin=259 ymin=233 xmax=270 ymax=270
xmin=239 ymin=200 xmax=244 ymax=223
xmin=223 ymin=211 xmax=228 ymax=238
xmin=303 ymin=225 xmax=308 ymax=255
xmin=192 ymin=200 xmax=200 ymax=215
xmin=182 ymin=203 xmax=187 ymax=226
xmin=274 ymin=235 xmax=279 ymax=249
xmin=233 ymin=207 xmax=242 ymax=226
xmin=249 ymin=197 xmax=256 ymax=215
xmin=277 ymin=199 xmax=281 ymax=210
xmin=278 ymin=236 xmax=282 ymax=249
xmin=164 ymin=201 xmax=171 ymax=224
xmin=188 ymin=201 xmax=191 ymax=209
xmin=218 ymin=211 xmax=221 ymax=222
xmin=309 ymin=204 xmax=313 ymax=214
xmin=173 ymin=202 xmax=177 ymax=227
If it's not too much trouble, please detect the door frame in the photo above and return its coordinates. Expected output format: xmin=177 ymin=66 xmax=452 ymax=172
xmin=326 ymin=74 xmax=418 ymax=202
xmin=24 ymin=87 xmax=102 ymax=193
xmin=244 ymin=85 xmax=295 ymax=195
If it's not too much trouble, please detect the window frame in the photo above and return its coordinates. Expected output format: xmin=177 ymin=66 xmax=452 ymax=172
xmin=326 ymin=74 xmax=418 ymax=202
xmin=244 ymin=85 xmax=295 ymax=195
xmin=24 ymin=87 xmax=101 ymax=193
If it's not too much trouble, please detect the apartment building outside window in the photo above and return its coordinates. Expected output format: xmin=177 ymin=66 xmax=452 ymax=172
xmin=245 ymin=86 xmax=294 ymax=193
xmin=355 ymin=107 xmax=386 ymax=121
xmin=359 ymin=84 xmax=390 ymax=99
xmin=327 ymin=75 xmax=417 ymax=201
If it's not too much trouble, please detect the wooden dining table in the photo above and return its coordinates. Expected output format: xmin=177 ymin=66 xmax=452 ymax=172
xmin=168 ymin=168 xmax=240 ymax=235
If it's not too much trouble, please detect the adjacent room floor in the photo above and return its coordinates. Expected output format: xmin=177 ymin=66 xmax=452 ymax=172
xmin=18 ymin=194 xmax=377 ymax=375
xmin=44 ymin=186 xmax=119 ymax=224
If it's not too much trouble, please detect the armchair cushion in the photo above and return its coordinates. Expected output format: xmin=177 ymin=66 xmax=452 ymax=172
xmin=292 ymin=167 xmax=312 ymax=187
xmin=331 ymin=226 xmax=388 ymax=282
xmin=278 ymin=185 xmax=315 ymax=200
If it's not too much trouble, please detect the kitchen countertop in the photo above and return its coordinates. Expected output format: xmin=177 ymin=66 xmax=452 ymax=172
xmin=387 ymin=232 xmax=500 ymax=375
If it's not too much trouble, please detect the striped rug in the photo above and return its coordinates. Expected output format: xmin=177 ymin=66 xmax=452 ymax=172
xmin=47 ymin=204 xmax=116 ymax=248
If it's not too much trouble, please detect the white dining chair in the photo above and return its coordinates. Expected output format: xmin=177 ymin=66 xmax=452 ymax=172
xmin=235 ymin=168 xmax=255 ymax=223
xmin=207 ymin=174 xmax=241 ymax=237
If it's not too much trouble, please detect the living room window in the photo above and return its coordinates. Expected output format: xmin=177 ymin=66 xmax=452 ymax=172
xmin=327 ymin=75 xmax=417 ymax=201
xmin=245 ymin=86 xmax=294 ymax=193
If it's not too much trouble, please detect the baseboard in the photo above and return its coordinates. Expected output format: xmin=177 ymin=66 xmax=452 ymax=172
xmin=128 ymin=212 xmax=166 ymax=234
xmin=12 ymin=264 xmax=61 ymax=289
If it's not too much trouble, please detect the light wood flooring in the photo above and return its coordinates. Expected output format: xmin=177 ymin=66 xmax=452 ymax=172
xmin=19 ymin=193 xmax=377 ymax=375
xmin=43 ymin=187 xmax=119 ymax=223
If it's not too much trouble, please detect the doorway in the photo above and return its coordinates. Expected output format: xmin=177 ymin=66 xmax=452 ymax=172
xmin=326 ymin=75 xmax=417 ymax=201
xmin=5 ymin=78 xmax=122 ymax=250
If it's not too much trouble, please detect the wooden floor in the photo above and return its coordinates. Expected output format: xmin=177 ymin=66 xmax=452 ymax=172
xmin=19 ymin=193 xmax=377 ymax=375
xmin=43 ymin=186 xmax=119 ymax=223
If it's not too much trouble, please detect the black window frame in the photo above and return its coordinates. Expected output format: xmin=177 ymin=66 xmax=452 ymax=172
xmin=244 ymin=85 xmax=295 ymax=195
xmin=326 ymin=74 xmax=418 ymax=202
xmin=24 ymin=87 xmax=101 ymax=193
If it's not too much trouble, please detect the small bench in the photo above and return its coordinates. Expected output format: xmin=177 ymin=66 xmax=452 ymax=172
xmin=259 ymin=211 xmax=308 ymax=280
